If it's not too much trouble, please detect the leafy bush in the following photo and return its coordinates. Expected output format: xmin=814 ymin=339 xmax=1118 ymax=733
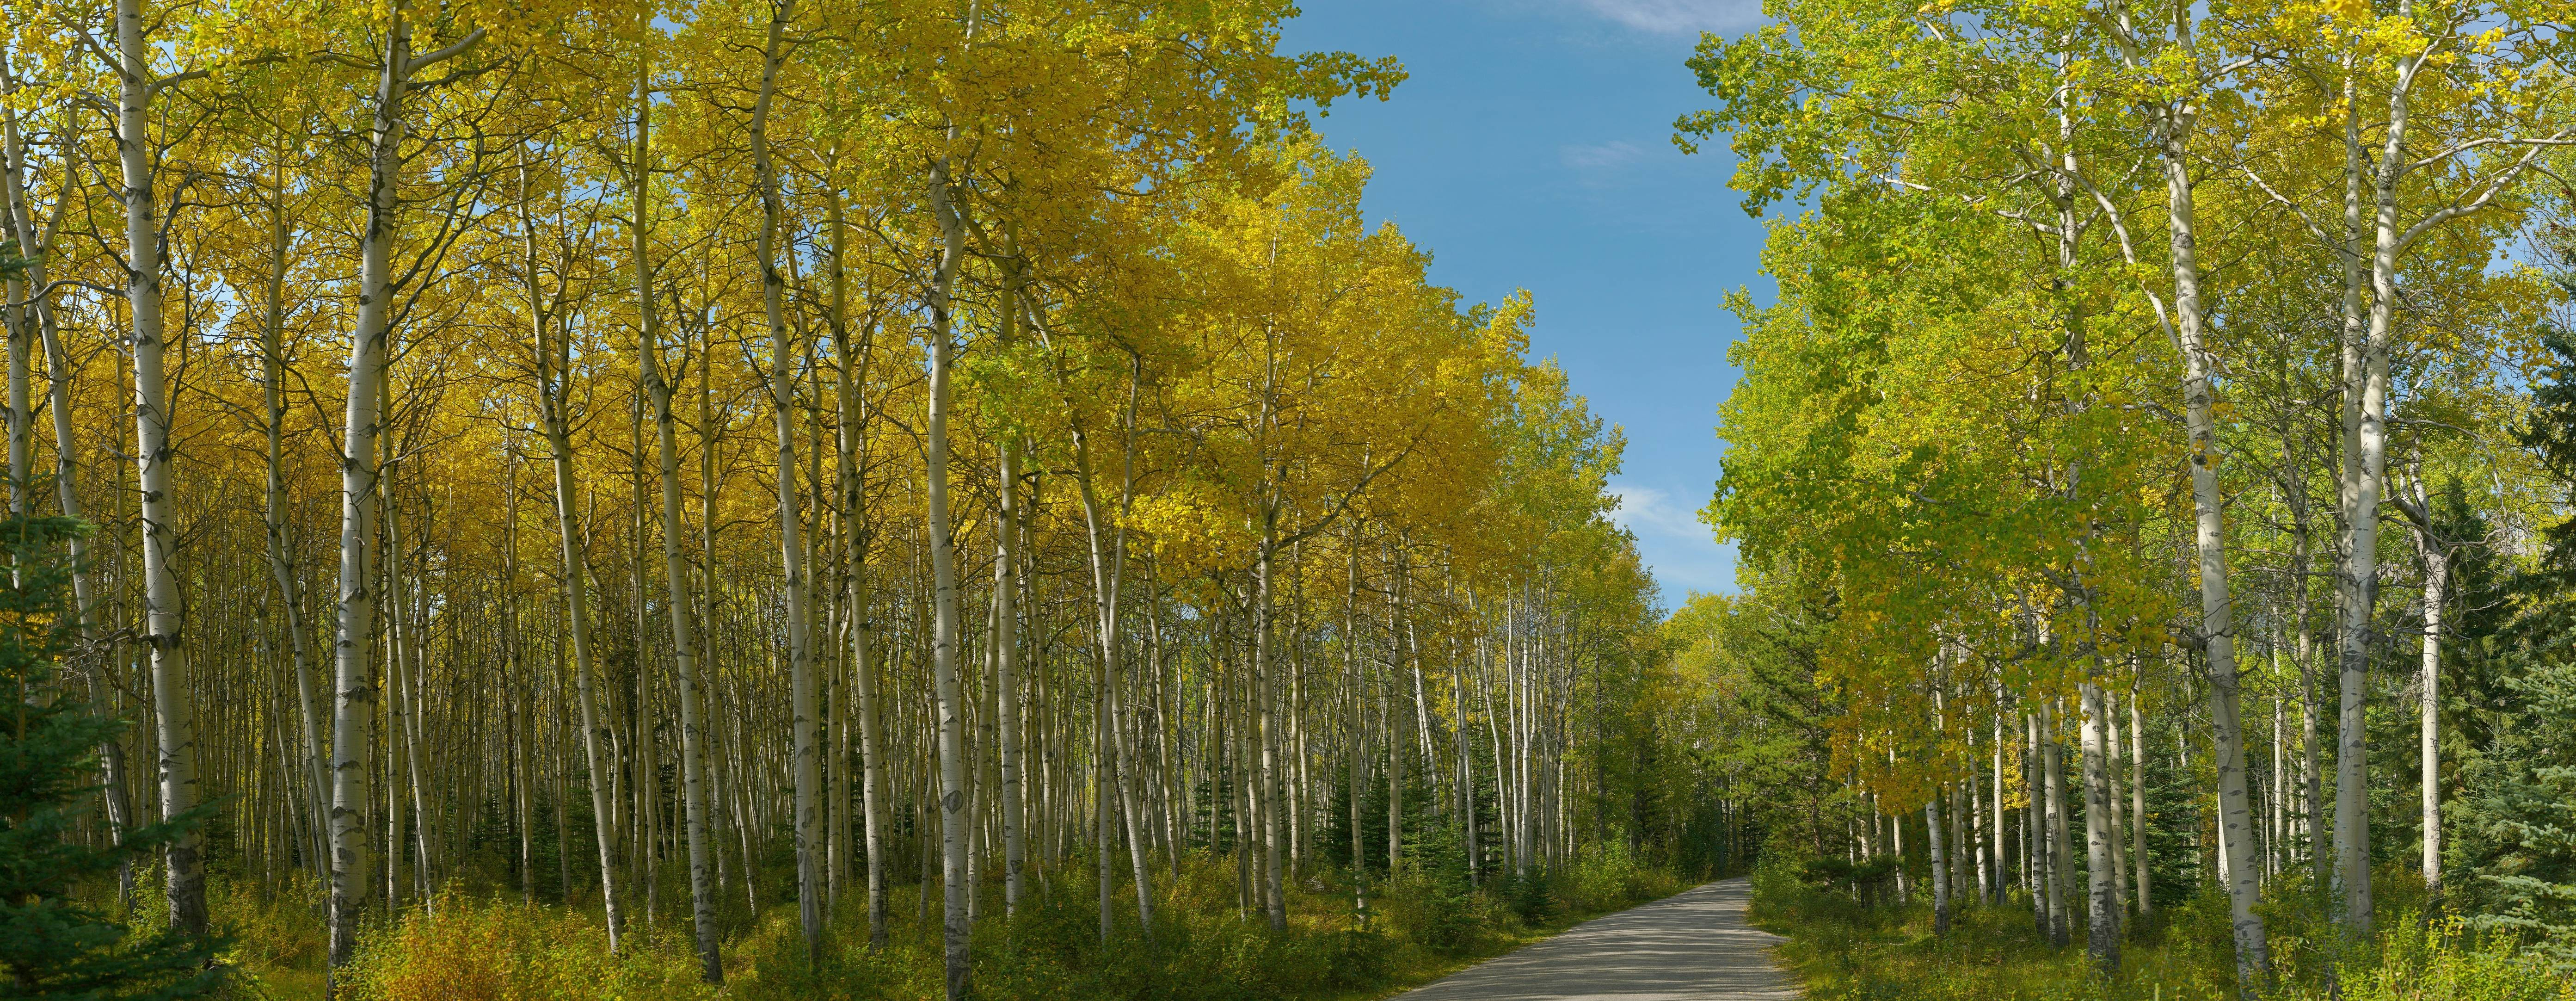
xmin=2322 ymin=914 xmax=2565 ymax=1001
xmin=1562 ymin=840 xmax=1655 ymax=913
xmin=209 ymin=834 xmax=1696 ymax=1000
xmin=217 ymin=877 xmax=329 ymax=972
xmin=341 ymin=894 xmax=718 ymax=1001
xmin=1322 ymin=927 xmax=1392 ymax=987
xmin=1748 ymin=858 xmax=2576 ymax=1001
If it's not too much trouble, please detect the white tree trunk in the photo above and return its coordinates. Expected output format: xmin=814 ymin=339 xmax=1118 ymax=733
xmin=1064 ymin=373 xmax=1156 ymax=933
xmin=540 ymin=330 xmax=624 ymax=954
xmin=2040 ymin=701 xmax=2069 ymax=947
xmin=2162 ymin=125 xmax=2270 ymax=989
xmin=2080 ymin=682 xmax=2120 ymax=970
xmin=2410 ymin=491 xmax=2447 ymax=895
xmin=1926 ymin=787 xmax=1949 ymax=935
xmin=329 ymin=5 xmax=478 ymax=970
xmin=2130 ymin=688 xmax=2151 ymax=916
xmin=633 ymin=46 xmax=722 ymax=980
xmin=1257 ymin=542 xmax=1286 ymax=929
xmin=2329 ymin=57 xmax=2418 ymax=934
xmin=384 ymin=494 xmax=411 ymax=911
xmin=995 ymin=249 xmax=1027 ymax=915
xmin=745 ymin=1 xmax=821 ymax=955
xmin=926 ymin=147 xmax=973 ymax=999
xmin=828 ymin=201 xmax=891 ymax=951
xmin=111 ymin=0 xmax=205 ymax=939
xmin=251 ymin=151 xmax=333 ymax=896
xmin=1991 ymin=716 xmax=2006 ymax=906
xmin=2107 ymin=686 xmax=2131 ymax=914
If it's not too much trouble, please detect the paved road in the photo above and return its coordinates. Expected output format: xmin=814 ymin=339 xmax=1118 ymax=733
xmin=1392 ymin=877 xmax=1799 ymax=1000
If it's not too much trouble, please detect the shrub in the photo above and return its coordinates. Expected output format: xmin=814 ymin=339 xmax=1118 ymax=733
xmin=2312 ymin=914 xmax=2567 ymax=1001
xmin=1563 ymin=840 xmax=1650 ymax=913
xmin=1506 ymin=870 xmax=1558 ymax=925
xmin=341 ymin=893 xmax=717 ymax=1001
xmin=1386 ymin=822 xmax=1482 ymax=954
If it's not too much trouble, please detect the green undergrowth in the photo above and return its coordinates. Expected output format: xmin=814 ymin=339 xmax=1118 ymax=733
xmin=189 ymin=841 xmax=1686 ymax=1000
xmin=1750 ymin=859 xmax=2575 ymax=1001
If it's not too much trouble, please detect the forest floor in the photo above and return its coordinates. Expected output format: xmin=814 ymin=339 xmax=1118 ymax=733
xmin=1389 ymin=878 xmax=1797 ymax=1001
xmin=194 ymin=852 xmax=1703 ymax=1000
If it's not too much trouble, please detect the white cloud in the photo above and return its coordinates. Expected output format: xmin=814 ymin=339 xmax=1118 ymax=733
xmin=1559 ymin=139 xmax=1646 ymax=172
xmin=1606 ymin=483 xmax=1703 ymax=538
xmin=1606 ymin=480 xmax=1739 ymax=598
xmin=1571 ymin=0 xmax=1763 ymax=34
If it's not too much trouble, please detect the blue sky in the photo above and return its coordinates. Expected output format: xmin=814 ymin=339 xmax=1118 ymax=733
xmin=1280 ymin=0 xmax=1773 ymax=604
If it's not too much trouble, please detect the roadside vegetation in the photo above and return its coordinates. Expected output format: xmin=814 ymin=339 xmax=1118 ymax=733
xmin=169 ymin=843 xmax=1687 ymax=1000
xmin=1749 ymin=858 xmax=2570 ymax=1000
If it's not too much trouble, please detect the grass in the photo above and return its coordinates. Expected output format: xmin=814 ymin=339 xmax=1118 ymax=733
xmin=1748 ymin=861 xmax=2576 ymax=1001
xmin=182 ymin=843 xmax=1690 ymax=1000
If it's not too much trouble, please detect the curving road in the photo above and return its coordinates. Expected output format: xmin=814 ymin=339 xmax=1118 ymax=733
xmin=1391 ymin=877 xmax=1799 ymax=1000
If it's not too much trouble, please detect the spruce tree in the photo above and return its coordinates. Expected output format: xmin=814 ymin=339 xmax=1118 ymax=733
xmin=0 ymin=515 xmax=223 ymax=998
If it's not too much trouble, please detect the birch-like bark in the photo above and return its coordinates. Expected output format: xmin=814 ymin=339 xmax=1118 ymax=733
xmin=1346 ymin=539 xmax=1368 ymax=917
xmin=2040 ymin=701 xmax=2069 ymax=947
xmin=925 ymin=145 xmax=973 ymax=1000
xmin=2 ymin=191 xmax=21 ymax=517
xmin=1064 ymin=363 xmax=1156 ymax=933
xmin=2293 ymin=488 xmax=2327 ymax=885
xmin=528 ymin=168 xmax=624 ymax=955
xmin=2107 ymin=686 xmax=2130 ymax=914
xmin=109 ymin=0 xmax=205 ymax=938
xmin=2080 ymin=682 xmax=2120 ymax=970
xmin=384 ymin=488 xmax=411 ymax=911
xmin=820 ymin=191 xmax=850 ymax=915
xmin=330 ymin=4 xmax=478 ymax=968
xmin=992 ymin=477 xmax=1024 ymax=914
xmin=2131 ymin=690 xmax=2150 ymax=915
xmin=1256 ymin=533 xmax=1286 ymax=929
xmin=2330 ymin=38 xmax=2424 ymax=933
xmin=2268 ymin=642 xmax=2283 ymax=878
xmin=1390 ymin=561 xmax=1409 ymax=877
xmin=995 ymin=244 xmax=1027 ymax=915
xmin=2402 ymin=475 xmax=2447 ymax=895
xmin=506 ymin=455 xmax=533 ymax=904
xmin=2162 ymin=117 xmax=2271 ymax=987
xmin=633 ymin=43 xmax=722 ymax=981
xmin=1926 ymin=786 xmax=1949 ymax=936
xmin=829 ymin=199 xmax=891 ymax=951
xmin=744 ymin=0 xmax=822 ymax=956
xmin=251 ymin=147 xmax=332 ymax=898
xmin=1991 ymin=715 xmax=2006 ymax=906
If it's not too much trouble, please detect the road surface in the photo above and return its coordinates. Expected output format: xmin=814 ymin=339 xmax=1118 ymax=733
xmin=1392 ymin=877 xmax=1799 ymax=1000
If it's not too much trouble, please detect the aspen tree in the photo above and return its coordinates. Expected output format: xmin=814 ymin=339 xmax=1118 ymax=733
xmin=994 ymin=240 xmax=1027 ymax=916
xmin=102 ymin=0 xmax=208 ymax=938
xmin=925 ymin=93 xmax=974 ymax=1001
xmin=739 ymin=0 xmax=823 ymax=958
xmin=328 ymin=0 xmax=482 ymax=969
xmin=829 ymin=192 xmax=892 ymax=950
xmin=630 ymin=29 xmax=721 ymax=981
xmin=2080 ymin=682 xmax=2119 ymax=970
xmin=523 ymin=148 xmax=626 ymax=954
xmin=2396 ymin=470 xmax=2451 ymax=896
xmin=2132 ymin=686 xmax=2151 ymax=915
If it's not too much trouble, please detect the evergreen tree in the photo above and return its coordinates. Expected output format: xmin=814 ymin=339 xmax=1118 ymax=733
xmin=0 ymin=515 xmax=224 ymax=998
xmin=2445 ymin=330 xmax=2576 ymax=953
